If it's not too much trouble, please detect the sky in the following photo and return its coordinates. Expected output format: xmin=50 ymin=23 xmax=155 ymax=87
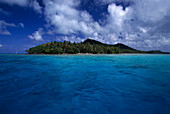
xmin=0 ymin=0 xmax=170 ymax=53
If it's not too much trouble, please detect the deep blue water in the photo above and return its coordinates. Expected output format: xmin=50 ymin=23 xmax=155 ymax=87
xmin=0 ymin=54 xmax=170 ymax=114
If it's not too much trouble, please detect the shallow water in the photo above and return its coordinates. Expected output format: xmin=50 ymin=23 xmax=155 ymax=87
xmin=0 ymin=54 xmax=170 ymax=114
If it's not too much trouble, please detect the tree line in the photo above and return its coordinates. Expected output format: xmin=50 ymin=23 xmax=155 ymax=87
xmin=26 ymin=40 xmax=123 ymax=54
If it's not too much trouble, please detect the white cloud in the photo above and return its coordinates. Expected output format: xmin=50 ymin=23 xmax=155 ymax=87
xmin=108 ymin=4 xmax=128 ymax=27
xmin=42 ymin=0 xmax=132 ymax=44
xmin=43 ymin=0 xmax=101 ymax=36
xmin=0 ymin=20 xmax=16 ymax=35
xmin=27 ymin=0 xmax=170 ymax=51
xmin=30 ymin=0 xmax=42 ymax=14
xmin=0 ymin=20 xmax=25 ymax=35
xmin=56 ymin=35 xmax=85 ymax=43
xmin=0 ymin=44 xmax=3 ymax=47
xmin=138 ymin=27 xmax=148 ymax=33
xmin=28 ymin=28 xmax=43 ymax=41
xmin=41 ymin=0 xmax=135 ymax=46
xmin=105 ymin=3 xmax=132 ymax=33
xmin=94 ymin=0 xmax=170 ymax=51
xmin=132 ymin=0 xmax=170 ymax=23
xmin=0 ymin=0 xmax=169 ymax=51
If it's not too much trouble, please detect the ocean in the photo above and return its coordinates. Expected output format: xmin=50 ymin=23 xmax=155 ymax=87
xmin=0 ymin=54 xmax=170 ymax=114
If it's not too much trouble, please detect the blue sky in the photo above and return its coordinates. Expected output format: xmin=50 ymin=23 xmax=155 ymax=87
xmin=0 ymin=0 xmax=170 ymax=53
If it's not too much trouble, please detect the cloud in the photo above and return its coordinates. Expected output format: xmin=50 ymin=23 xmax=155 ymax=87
xmin=42 ymin=0 xmax=132 ymax=39
xmin=0 ymin=20 xmax=25 ymax=35
xmin=0 ymin=0 xmax=169 ymax=51
xmin=42 ymin=0 xmax=132 ymax=44
xmin=124 ymin=0 xmax=170 ymax=50
xmin=30 ymin=0 xmax=42 ymax=14
xmin=0 ymin=8 xmax=11 ymax=16
xmin=19 ymin=23 xmax=24 ymax=28
xmin=0 ymin=0 xmax=28 ymax=6
xmin=28 ymin=28 xmax=43 ymax=41
xmin=108 ymin=4 xmax=128 ymax=28
xmin=132 ymin=0 xmax=170 ymax=23
xmin=91 ymin=0 xmax=170 ymax=51
xmin=43 ymin=0 xmax=101 ymax=36
xmin=56 ymin=35 xmax=85 ymax=43
xmin=30 ymin=0 xmax=170 ymax=51
xmin=0 ymin=44 xmax=3 ymax=47
xmin=0 ymin=20 xmax=16 ymax=35
xmin=0 ymin=0 xmax=42 ymax=14
xmin=138 ymin=27 xmax=148 ymax=33
xmin=93 ymin=0 xmax=134 ymax=8
xmin=106 ymin=3 xmax=132 ymax=32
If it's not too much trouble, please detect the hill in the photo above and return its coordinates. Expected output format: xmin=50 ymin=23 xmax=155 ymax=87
xmin=26 ymin=39 xmax=169 ymax=54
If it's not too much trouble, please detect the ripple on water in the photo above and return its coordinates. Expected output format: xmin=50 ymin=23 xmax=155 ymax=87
xmin=0 ymin=54 xmax=170 ymax=114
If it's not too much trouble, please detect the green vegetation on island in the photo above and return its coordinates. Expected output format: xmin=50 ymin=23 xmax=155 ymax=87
xmin=26 ymin=39 xmax=169 ymax=54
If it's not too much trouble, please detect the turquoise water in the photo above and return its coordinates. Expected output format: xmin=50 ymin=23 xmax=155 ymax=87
xmin=0 ymin=54 xmax=170 ymax=114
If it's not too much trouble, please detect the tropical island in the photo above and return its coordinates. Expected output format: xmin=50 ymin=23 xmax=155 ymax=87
xmin=26 ymin=39 xmax=169 ymax=54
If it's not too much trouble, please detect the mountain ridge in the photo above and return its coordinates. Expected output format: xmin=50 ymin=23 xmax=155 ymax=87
xmin=83 ymin=39 xmax=136 ymax=50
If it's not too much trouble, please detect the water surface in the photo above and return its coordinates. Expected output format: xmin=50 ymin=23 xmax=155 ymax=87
xmin=0 ymin=54 xmax=170 ymax=114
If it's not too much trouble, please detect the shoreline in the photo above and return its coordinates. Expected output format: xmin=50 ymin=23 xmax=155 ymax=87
xmin=0 ymin=53 xmax=170 ymax=56
xmin=26 ymin=52 xmax=170 ymax=55
xmin=19 ymin=53 xmax=170 ymax=55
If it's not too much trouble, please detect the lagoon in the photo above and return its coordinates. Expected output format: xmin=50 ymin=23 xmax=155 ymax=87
xmin=0 ymin=54 xmax=170 ymax=114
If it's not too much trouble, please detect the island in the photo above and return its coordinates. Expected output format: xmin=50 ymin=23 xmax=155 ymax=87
xmin=26 ymin=39 xmax=169 ymax=54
